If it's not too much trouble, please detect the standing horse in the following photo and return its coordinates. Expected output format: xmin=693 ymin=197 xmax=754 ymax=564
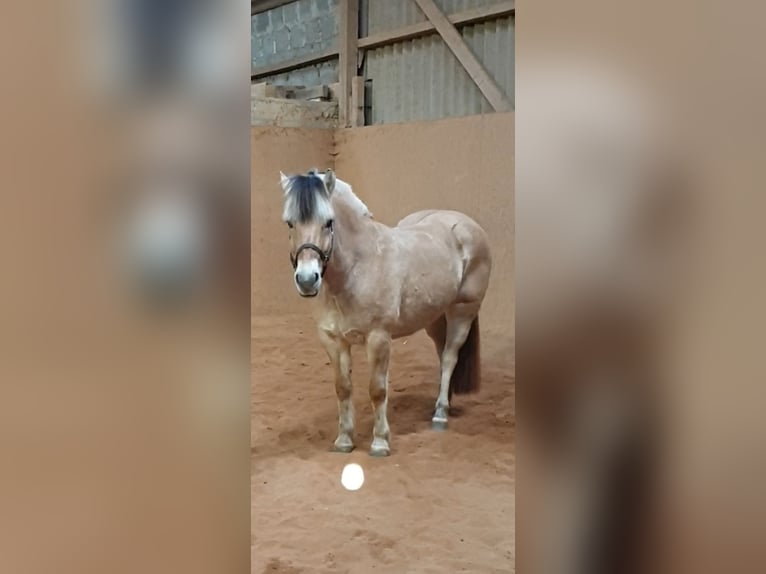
xmin=280 ymin=169 xmax=492 ymax=456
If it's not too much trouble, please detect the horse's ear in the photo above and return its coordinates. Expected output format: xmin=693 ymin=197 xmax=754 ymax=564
xmin=324 ymin=169 xmax=336 ymax=195
xmin=279 ymin=171 xmax=290 ymax=193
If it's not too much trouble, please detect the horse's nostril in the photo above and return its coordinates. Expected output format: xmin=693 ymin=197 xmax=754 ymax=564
xmin=295 ymin=271 xmax=319 ymax=289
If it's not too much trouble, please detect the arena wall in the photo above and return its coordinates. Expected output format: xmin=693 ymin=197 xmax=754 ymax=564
xmin=251 ymin=126 xmax=334 ymax=316
xmin=252 ymin=112 xmax=514 ymax=337
xmin=333 ymin=112 xmax=514 ymax=336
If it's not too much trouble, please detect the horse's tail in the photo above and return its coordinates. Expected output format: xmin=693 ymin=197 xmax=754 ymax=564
xmin=449 ymin=317 xmax=481 ymax=399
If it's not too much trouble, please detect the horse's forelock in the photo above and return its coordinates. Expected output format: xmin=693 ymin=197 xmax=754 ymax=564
xmin=286 ymin=171 xmax=372 ymax=221
xmin=283 ymin=173 xmax=333 ymax=223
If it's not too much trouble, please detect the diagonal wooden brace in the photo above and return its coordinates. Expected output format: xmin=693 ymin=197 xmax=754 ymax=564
xmin=412 ymin=0 xmax=513 ymax=112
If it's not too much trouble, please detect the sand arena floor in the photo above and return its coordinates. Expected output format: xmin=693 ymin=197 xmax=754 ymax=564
xmin=251 ymin=314 xmax=514 ymax=573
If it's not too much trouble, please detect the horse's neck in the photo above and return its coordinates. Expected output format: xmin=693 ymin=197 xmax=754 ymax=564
xmin=323 ymin=201 xmax=380 ymax=293
xmin=333 ymin=179 xmax=372 ymax=219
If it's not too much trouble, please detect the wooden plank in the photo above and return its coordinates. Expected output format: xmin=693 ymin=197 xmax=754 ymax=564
xmin=251 ymin=97 xmax=338 ymax=128
xmin=251 ymin=47 xmax=338 ymax=81
xmin=358 ymin=1 xmax=515 ymax=50
xmin=350 ymin=76 xmax=365 ymax=127
xmin=412 ymin=0 xmax=512 ymax=112
xmin=251 ymin=82 xmax=280 ymax=98
xmin=251 ymin=0 xmax=296 ymax=15
xmin=290 ymin=85 xmax=330 ymax=100
xmin=252 ymin=83 xmax=331 ymax=101
xmin=358 ymin=20 xmax=435 ymax=50
xmin=338 ymin=0 xmax=359 ymax=127
xmin=328 ymin=82 xmax=342 ymax=102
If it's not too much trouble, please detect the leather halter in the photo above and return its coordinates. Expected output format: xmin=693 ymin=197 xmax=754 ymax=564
xmin=289 ymin=227 xmax=334 ymax=277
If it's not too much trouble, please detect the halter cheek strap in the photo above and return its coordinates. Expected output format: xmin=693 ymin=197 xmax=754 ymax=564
xmin=289 ymin=229 xmax=334 ymax=277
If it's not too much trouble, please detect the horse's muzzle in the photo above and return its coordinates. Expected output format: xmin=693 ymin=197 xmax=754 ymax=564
xmin=295 ymin=270 xmax=320 ymax=297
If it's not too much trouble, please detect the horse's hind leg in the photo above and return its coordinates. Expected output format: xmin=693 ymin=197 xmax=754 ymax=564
xmin=319 ymin=329 xmax=355 ymax=453
xmin=426 ymin=315 xmax=447 ymax=358
xmin=432 ymin=306 xmax=477 ymax=430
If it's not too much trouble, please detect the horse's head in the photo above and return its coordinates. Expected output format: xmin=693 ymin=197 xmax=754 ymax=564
xmin=279 ymin=169 xmax=337 ymax=297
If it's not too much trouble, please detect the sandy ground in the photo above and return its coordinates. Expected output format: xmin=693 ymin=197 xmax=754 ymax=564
xmin=251 ymin=314 xmax=515 ymax=573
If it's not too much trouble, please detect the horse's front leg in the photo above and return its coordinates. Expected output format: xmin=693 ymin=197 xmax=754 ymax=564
xmin=366 ymin=330 xmax=392 ymax=456
xmin=319 ymin=329 xmax=354 ymax=453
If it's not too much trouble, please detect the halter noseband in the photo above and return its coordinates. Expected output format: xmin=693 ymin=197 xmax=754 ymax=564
xmin=289 ymin=227 xmax=334 ymax=276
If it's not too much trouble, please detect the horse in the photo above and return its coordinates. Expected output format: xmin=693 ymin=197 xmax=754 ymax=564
xmin=279 ymin=168 xmax=492 ymax=456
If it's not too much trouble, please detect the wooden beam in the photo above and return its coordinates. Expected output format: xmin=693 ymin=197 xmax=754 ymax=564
xmin=412 ymin=0 xmax=513 ymax=112
xmin=358 ymin=1 xmax=515 ymax=50
xmin=338 ymin=0 xmax=359 ymax=127
xmin=350 ymin=77 xmax=365 ymax=127
xmin=251 ymin=47 xmax=338 ymax=81
xmin=251 ymin=0 xmax=296 ymax=15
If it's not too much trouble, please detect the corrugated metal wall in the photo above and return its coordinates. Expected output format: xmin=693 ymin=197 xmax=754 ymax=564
xmin=363 ymin=0 xmax=514 ymax=124
xmin=251 ymin=0 xmax=514 ymax=124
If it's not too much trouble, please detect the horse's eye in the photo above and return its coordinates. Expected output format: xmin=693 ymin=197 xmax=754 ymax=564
xmin=325 ymin=219 xmax=334 ymax=229
xmin=286 ymin=221 xmax=294 ymax=229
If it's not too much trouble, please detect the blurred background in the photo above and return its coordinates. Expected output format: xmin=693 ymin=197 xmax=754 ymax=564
xmin=518 ymin=2 xmax=766 ymax=574
xmin=0 ymin=0 xmax=764 ymax=573
xmin=0 ymin=1 xmax=250 ymax=573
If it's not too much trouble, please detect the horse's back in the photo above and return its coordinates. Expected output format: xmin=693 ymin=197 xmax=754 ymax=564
xmin=397 ymin=209 xmax=491 ymax=260
xmin=397 ymin=209 xmax=440 ymax=227
xmin=398 ymin=209 xmax=477 ymax=229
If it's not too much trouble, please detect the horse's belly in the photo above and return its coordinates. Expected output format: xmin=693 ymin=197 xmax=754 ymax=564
xmin=341 ymin=328 xmax=366 ymax=344
xmin=389 ymin=307 xmax=445 ymax=339
xmin=388 ymin=283 xmax=459 ymax=339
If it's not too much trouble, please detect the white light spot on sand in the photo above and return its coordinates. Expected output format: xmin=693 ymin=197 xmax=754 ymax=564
xmin=341 ymin=463 xmax=364 ymax=491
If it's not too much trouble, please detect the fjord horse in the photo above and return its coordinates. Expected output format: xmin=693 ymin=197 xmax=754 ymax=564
xmin=280 ymin=169 xmax=491 ymax=456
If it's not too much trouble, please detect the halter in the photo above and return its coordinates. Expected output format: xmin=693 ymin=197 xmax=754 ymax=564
xmin=289 ymin=226 xmax=334 ymax=276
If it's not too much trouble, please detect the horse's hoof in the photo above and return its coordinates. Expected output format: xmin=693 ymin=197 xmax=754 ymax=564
xmin=369 ymin=446 xmax=390 ymax=457
xmin=431 ymin=419 xmax=448 ymax=431
xmin=369 ymin=438 xmax=390 ymax=457
xmin=332 ymin=442 xmax=355 ymax=453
